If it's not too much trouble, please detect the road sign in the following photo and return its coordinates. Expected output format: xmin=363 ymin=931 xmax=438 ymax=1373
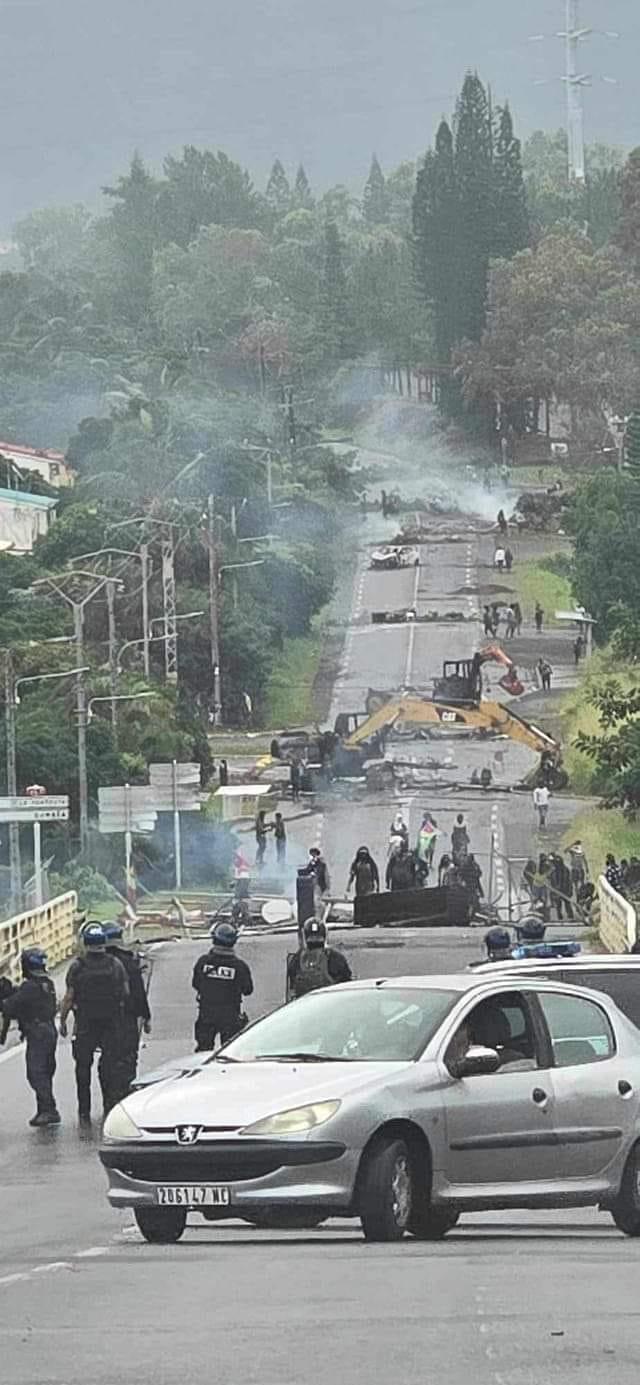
xmin=0 ymin=807 xmax=69 ymax=823
xmin=149 ymin=762 xmax=201 ymax=812
xmin=0 ymin=795 xmax=69 ymax=811
xmin=98 ymin=785 xmax=157 ymax=835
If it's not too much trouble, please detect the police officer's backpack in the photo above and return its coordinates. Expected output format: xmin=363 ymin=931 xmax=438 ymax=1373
xmin=295 ymin=948 xmax=333 ymax=997
xmin=74 ymin=955 xmax=121 ymax=1023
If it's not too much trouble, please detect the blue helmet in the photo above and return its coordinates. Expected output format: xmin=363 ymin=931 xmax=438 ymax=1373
xmin=102 ymin=921 xmax=124 ymax=942
xmin=211 ymin=921 xmax=238 ymax=949
xmin=21 ymin=947 xmax=47 ymax=974
xmin=82 ymin=923 xmax=106 ymax=949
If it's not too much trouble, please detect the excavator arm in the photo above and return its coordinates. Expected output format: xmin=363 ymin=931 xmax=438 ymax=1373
xmin=343 ymin=696 xmax=558 ymax=756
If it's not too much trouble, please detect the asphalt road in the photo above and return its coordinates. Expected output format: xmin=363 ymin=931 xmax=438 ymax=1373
xmin=0 ymin=450 xmax=628 ymax=1385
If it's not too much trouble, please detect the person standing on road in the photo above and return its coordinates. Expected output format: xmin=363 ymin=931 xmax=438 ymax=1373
xmin=273 ymin=812 xmax=287 ymax=865
xmin=566 ymin=840 xmax=587 ymax=890
xmin=218 ymin=759 xmax=229 ymax=787
xmin=494 ymin=546 xmax=506 ymax=571
xmin=347 ymin=846 xmax=380 ymax=897
xmin=459 ymin=853 xmax=484 ymax=912
xmin=255 ymin=809 xmax=269 ymax=867
xmin=549 ymin=854 xmax=574 ymax=922
xmin=483 ymin=605 xmax=495 ymax=636
xmin=504 ymin=546 xmax=514 ymax=572
xmin=192 ymin=921 xmax=253 ymax=1051
xmin=290 ymin=760 xmax=301 ymax=803
xmin=533 ymin=783 xmax=550 ymax=829
xmin=287 ymin=919 xmax=352 ymax=999
xmin=451 ymin=813 xmax=470 ymax=866
xmin=573 ymin=635 xmax=584 ymax=666
xmin=535 ymin=602 xmax=544 ymax=633
xmin=386 ymin=842 xmax=418 ymax=891
xmin=103 ymin=922 xmax=151 ymax=1094
xmin=531 ymin=855 xmax=551 ymax=918
xmin=504 ymin=605 xmax=516 ymax=639
xmin=0 ymin=949 xmax=60 ymax=1127
xmin=513 ymin=601 xmax=523 ymax=636
xmin=60 ymin=923 xmax=128 ymax=1124
xmin=390 ymin=810 xmax=409 ymax=849
xmin=538 ymin=658 xmax=552 ymax=692
xmin=497 ymin=509 xmax=508 ymax=536
xmin=305 ymin=846 xmax=331 ymax=897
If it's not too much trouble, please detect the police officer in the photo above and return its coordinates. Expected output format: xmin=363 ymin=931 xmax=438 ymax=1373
xmin=103 ymin=921 xmax=151 ymax=1094
xmin=287 ymin=919 xmax=352 ymax=1000
xmin=59 ymin=922 xmax=128 ymax=1124
xmin=0 ymin=949 xmax=60 ymax=1127
xmin=192 ymin=921 xmax=253 ymax=1052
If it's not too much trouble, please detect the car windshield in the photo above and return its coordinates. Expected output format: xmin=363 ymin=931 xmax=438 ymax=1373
xmin=220 ymin=986 xmax=458 ymax=1063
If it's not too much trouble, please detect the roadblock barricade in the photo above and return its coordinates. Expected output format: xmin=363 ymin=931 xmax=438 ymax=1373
xmin=0 ymin=891 xmax=77 ymax=983
xmin=598 ymin=874 xmax=637 ymax=953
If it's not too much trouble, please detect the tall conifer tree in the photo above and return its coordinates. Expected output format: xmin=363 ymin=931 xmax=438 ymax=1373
xmin=454 ymin=71 xmax=493 ymax=341
xmin=493 ymin=104 xmax=530 ymax=259
xmin=413 ymin=120 xmax=460 ymax=360
xmin=265 ymin=159 xmax=291 ymax=218
xmin=363 ymin=155 xmax=389 ymax=225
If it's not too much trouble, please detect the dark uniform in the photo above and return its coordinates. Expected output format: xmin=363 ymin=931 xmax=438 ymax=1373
xmin=287 ymin=945 xmax=352 ymax=999
xmin=2 ymin=966 xmax=59 ymax=1124
xmin=107 ymin=943 xmax=151 ymax=1094
xmin=192 ymin=945 xmax=254 ymax=1051
xmin=65 ymin=951 xmax=128 ymax=1119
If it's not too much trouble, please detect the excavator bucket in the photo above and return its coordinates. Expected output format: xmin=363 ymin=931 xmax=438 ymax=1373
xmin=499 ymin=671 xmax=524 ymax=696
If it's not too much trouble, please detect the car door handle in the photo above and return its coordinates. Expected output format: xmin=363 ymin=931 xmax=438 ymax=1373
xmin=532 ymin=1088 xmax=548 ymax=1105
xmin=618 ymin=1080 xmax=633 ymax=1097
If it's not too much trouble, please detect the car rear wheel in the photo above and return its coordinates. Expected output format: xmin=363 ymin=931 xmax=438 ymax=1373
xmin=134 ymin=1207 xmax=187 ymax=1243
xmin=359 ymin=1137 xmax=413 ymax=1242
xmin=408 ymin=1207 xmax=460 ymax=1240
xmin=610 ymin=1144 xmax=640 ymax=1236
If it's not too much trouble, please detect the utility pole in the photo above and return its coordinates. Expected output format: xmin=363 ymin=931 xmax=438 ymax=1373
xmin=207 ymin=495 xmax=222 ymax=725
xmin=161 ymin=527 xmax=178 ymax=684
xmin=564 ymin=0 xmax=586 ymax=183
xmin=106 ymin=580 xmax=118 ymax=734
xmin=4 ymin=652 xmax=20 ymax=910
xmin=140 ymin=542 xmax=150 ymax=678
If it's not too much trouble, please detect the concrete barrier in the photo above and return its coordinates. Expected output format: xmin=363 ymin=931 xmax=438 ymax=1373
xmin=598 ymin=874 xmax=637 ymax=953
xmin=0 ymin=891 xmax=77 ymax=983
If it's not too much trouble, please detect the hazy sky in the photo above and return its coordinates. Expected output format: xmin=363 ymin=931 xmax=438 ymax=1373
xmin=2 ymin=0 xmax=637 ymax=224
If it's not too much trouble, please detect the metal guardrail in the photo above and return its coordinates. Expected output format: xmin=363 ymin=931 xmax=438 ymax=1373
xmin=598 ymin=874 xmax=637 ymax=953
xmin=0 ymin=891 xmax=77 ymax=983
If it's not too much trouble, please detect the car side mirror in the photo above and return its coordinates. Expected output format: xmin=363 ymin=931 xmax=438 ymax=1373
xmin=452 ymin=1045 xmax=501 ymax=1079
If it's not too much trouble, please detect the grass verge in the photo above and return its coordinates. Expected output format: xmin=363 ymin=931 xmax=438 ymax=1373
xmin=562 ymin=806 xmax=640 ymax=881
xmin=510 ymin=555 xmax=572 ymax=626
xmin=264 ymin=627 xmax=324 ymax=728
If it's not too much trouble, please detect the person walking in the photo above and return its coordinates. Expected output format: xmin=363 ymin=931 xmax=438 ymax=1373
xmin=531 ymin=854 xmax=551 ymax=919
xmin=0 ymin=948 xmax=60 ymax=1127
xmin=535 ymin=602 xmax=544 ymax=633
xmin=573 ymin=635 xmax=584 ymax=666
xmin=490 ymin=602 xmax=501 ymax=633
xmin=255 ymin=809 xmax=269 ymax=867
xmin=103 ymin=921 xmax=151 ymax=1094
xmin=504 ymin=547 xmax=514 ymax=572
xmin=483 ymin=605 xmax=495 ymax=637
xmin=347 ymin=846 xmax=380 ymax=897
xmin=494 ymin=546 xmax=506 ymax=571
xmin=513 ymin=601 xmax=523 ymax=636
xmin=60 ymin=923 xmax=128 ymax=1124
xmin=218 ymin=758 xmax=229 ymax=787
xmin=533 ymin=783 xmax=550 ymax=829
xmin=566 ymin=840 xmax=587 ymax=891
xmin=305 ymin=846 xmax=331 ymax=897
xmin=273 ymin=812 xmax=287 ymax=865
xmin=459 ymin=853 xmax=484 ymax=913
xmin=497 ymin=508 xmax=508 ymax=536
xmin=451 ymin=813 xmax=470 ymax=866
xmin=504 ymin=605 xmax=516 ymax=639
xmin=192 ymin=921 xmax=253 ymax=1051
xmin=522 ymin=857 xmax=536 ymax=898
xmin=385 ymin=842 xmax=418 ymax=891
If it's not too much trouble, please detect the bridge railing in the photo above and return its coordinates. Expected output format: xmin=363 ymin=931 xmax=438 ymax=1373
xmin=598 ymin=874 xmax=637 ymax=953
xmin=0 ymin=892 xmax=78 ymax=984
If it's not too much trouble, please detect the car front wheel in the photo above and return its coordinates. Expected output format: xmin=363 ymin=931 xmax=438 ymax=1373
xmin=359 ymin=1137 xmax=413 ymax=1242
xmin=134 ymin=1207 xmax=187 ymax=1243
xmin=408 ymin=1207 xmax=460 ymax=1240
xmin=610 ymin=1144 xmax=640 ymax=1236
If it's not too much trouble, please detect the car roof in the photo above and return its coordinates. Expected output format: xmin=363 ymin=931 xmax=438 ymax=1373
xmin=339 ymin=972 xmax=627 ymax=996
xmin=472 ymin=956 xmax=640 ymax=976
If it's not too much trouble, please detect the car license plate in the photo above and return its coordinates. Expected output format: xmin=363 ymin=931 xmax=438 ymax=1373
xmin=156 ymin=1185 xmax=230 ymax=1208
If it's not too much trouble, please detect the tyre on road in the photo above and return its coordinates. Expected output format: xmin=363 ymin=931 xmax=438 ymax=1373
xmin=134 ymin=1207 xmax=187 ymax=1243
xmin=408 ymin=1207 xmax=460 ymax=1240
xmin=610 ymin=1144 xmax=640 ymax=1236
xmin=358 ymin=1136 xmax=413 ymax=1242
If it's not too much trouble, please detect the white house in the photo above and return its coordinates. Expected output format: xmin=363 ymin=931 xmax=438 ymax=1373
xmin=0 ymin=441 xmax=74 ymax=489
xmin=0 ymin=487 xmax=57 ymax=553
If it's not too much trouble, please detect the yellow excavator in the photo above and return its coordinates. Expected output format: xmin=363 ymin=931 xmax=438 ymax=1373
xmin=332 ymin=648 xmax=568 ymax=788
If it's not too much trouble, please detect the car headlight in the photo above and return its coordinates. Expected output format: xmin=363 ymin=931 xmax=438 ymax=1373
xmin=102 ymin=1103 xmax=142 ymax=1141
xmin=242 ymin=1101 xmax=341 ymax=1136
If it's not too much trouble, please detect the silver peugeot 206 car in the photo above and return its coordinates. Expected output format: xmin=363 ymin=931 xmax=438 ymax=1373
xmin=100 ymin=973 xmax=640 ymax=1244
